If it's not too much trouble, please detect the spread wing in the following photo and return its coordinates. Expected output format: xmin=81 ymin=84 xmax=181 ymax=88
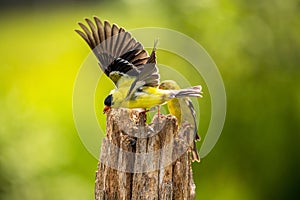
xmin=126 ymin=40 xmax=160 ymax=99
xmin=75 ymin=17 xmax=159 ymax=89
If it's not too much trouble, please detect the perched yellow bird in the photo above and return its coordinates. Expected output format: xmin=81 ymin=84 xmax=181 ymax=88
xmin=75 ymin=17 xmax=202 ymax=113
xmin=159 ymin=80 xmax=201 ymax=162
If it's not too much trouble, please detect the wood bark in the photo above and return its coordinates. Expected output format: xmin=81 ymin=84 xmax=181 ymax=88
xmin=95 ymin=108 xmax=196 ymax=200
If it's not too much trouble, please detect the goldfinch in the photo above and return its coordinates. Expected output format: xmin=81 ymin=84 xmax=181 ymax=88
xmin=75 ymin=17 xmax=202 ymax=114
xmin=159 ymin=80 xmax=200 ymax=162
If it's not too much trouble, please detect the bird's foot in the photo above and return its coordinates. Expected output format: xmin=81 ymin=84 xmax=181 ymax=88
xmin=135 ymin=109 xmax=149 ymax=123
xmin=157 ymin=106 xmax=163 ymax=118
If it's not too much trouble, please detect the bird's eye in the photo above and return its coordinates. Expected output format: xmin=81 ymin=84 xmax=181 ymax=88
xmin=137 ymin=87 xmax=143 ymax=92
xmin=104 ymin=94 xmax=113 ymax=106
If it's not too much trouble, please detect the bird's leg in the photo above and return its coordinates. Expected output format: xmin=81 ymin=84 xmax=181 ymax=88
xmin=148 ymin=106 xmax=161 ymax=118
xmin=157 ymin=105 xmax=161 ymax=118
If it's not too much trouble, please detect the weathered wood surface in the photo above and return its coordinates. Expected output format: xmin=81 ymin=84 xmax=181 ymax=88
xmin=95 ymin=108 xmax=196 ymax=200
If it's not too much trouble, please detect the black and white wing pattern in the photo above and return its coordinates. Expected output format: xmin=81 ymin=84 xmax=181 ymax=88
xmin=126 ymin=40 xmax=159 ymax=99
xmin=75 ymin=17 xmax=160 ymax=89
xmin=184 ymin=98 xmax=200 ymax=141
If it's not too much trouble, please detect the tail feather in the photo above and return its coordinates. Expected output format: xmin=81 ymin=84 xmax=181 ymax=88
xmin=172 ymin=85 xmax=202 ymax=98
xmin=191 ymin=144 xmax=200 ymax=162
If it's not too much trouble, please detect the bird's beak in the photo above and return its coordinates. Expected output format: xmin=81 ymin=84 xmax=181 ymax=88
xmin=103 ymin=105 xmax=111 ymax=114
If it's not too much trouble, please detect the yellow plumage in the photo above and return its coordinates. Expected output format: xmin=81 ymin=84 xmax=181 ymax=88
xmin=159 ymin=80 xmax=200 ymax=162
xmin=112 ymin=85 xmax=168 ymax=108
xmin=76 ymin=18 xmax=202 ymax=162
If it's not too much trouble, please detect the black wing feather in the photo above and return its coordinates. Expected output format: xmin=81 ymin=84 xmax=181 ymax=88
xmin=185 ymin=98 xmax=200 ymax=141
xmin=75 ymin=17 xmax=153 ymax=85
xmin=126 ymin=43 xmax=160 ymax=99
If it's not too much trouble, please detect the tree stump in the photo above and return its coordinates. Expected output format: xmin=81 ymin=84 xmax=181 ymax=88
xmin=95 ymin=108 xmax=196 ymax=200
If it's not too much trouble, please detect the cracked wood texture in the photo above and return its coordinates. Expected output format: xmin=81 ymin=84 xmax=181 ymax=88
xmin=95 ymin=108 xmax=196 ymax=200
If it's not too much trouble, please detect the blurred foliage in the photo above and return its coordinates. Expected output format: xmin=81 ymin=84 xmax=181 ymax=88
xmin=0 ymin=0 xmax=300 ymax=199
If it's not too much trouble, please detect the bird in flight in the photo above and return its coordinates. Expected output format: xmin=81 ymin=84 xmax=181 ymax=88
xmin=75 ymin=16 xmax=202 ymax=114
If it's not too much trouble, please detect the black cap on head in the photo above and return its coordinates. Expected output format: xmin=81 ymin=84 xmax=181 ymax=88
xmin=104 ymin=94 xmax=113 ymax=106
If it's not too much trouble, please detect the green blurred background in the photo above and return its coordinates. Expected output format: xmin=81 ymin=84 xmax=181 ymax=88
xmin=1 ymin=0 xmax=300 ymax=199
